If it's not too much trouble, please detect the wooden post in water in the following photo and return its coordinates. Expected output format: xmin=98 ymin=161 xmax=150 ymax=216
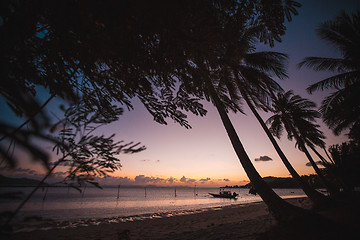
xmin=42 ymin=187 xmax=49 ymax=202
xmin=194 ymin=184 xmax=197 ymax=197
xmin=175 ymin=187 xmax=177 ymax=198
xmin=82 ymin=183 xmax=87 ymax=198
xmin=145 ymin=187 xmax=147 ymax=198
xmin=117 ymin=184 xmax=121 ymax=199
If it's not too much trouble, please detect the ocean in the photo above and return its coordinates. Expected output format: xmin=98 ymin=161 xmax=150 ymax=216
xmin=0 ymin=186 xmax=306 ymax=226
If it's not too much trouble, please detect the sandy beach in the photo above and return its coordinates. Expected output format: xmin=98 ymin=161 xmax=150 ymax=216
xmin=3 ymin=197 xmax=311 ymax=240
xmin=4 ymin=196 xmax=360 ymax=240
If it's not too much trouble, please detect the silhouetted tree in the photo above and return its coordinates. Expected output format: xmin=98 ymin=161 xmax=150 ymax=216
xmin=1 ymin=0 xmax=303 ymax=169
xmin=267 ymin=91 xmax=339 ymax=196
xmin=205 ymin=78 xmax=308 ymax=222
xmin=327 ymin=141 xmax=360 ymax=192
xmin=299 ymin=10 xmax=360 ymax=141
xmin=4 ymin=101 xmax=146 ymax=226
xmin=207 ymin=24 xmax=329 ymax=206
xmin=1 ymin=0 xmax=305 ymax=223
xmin=2 ymin=0 xmax=225 ymax=168
xmin=158 ymin=0 xmax=307 ymax=221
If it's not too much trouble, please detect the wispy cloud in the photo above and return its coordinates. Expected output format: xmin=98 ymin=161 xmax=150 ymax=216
xmin=199 ymin=177 xmax=211 ymax=182
xmin=254 ymin=155 xmax=273 ymax=161
xmin=139 ymin=159 xmax=161 ymax=163
xmin=0 ymin=167 xmax=233 ymax=186
xmin=305 ymin=161 xmax=323 ymax=167
xmin=180 ymin=176 xmax=197 ymax=184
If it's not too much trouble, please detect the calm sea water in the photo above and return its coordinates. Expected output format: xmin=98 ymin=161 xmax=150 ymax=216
xmin=0 ymin=187 xmax=305 ymax=224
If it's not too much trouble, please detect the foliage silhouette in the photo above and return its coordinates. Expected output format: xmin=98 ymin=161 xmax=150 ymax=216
xmin=4 ymin=100 xmax=145 ymax=226
xmin=299 ymin=10 xmax=360 ymax=140
xmin=327 ymin=141 xmax=360 ymax=192
xmin=267 ymin=91 xmax=339 ymax=196
xmin=0 ymin=0 xmax=307 ymax=224
xmin=204 ymin=23 xmax=330 ymax=207
xmin=239 ymin=89 xmax=330 ymax=206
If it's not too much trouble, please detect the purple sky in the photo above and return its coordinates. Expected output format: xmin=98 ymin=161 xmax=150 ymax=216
xmin=1 ymin=0 xmax=359 ymax=187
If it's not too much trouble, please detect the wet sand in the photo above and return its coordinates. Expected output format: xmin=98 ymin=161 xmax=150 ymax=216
xmin=5 ymin=197 xmax=316 ymax=240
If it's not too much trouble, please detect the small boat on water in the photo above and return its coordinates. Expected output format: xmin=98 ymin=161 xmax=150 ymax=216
xmin=209 ymin=188 xmax=238 ymax=199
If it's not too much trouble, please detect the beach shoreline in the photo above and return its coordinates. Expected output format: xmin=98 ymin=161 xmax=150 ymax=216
xmin=5 ymin=197 xmax=312 ymax=240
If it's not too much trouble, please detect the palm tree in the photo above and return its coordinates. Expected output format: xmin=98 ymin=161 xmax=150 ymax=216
xmin=205 ymin=79 xmax=308 ymax=222
xmin=237 ymin=86 xmax=330 ymax=206
xmin=203 ymin=19 xmax=330 ymax=206
xmin=267 ymin=91 xmax=338 ymax=196
xmin=223 ymin=47 xmax=330 ymax=206
xmin=179 ymin=1 xmax=311 ymax=222
xmin=298 ymin=10 xmax=360 ymax=140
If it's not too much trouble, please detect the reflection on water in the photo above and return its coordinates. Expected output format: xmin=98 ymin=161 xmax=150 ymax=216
xmin=0 ymin=187 xmax=305 ymax=223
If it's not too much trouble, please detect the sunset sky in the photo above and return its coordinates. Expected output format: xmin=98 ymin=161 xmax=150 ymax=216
xmin=1 ymin=0 xmax=359 ymax=187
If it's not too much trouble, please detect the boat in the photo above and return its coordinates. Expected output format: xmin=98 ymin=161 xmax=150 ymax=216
xmin=209 ymin=188 xmax=238 ymax=199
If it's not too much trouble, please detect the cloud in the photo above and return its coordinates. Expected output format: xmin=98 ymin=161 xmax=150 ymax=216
xmin=15 ymin=168 xmax=32 ymax=173
xmin=167 ymin=177 xmax=176 ymax=184
xmin=223 ymin=178 xmax=230 ymax=182
xmin=139 ymin=159 xmax=161 ymax=163
xmin=187 ymin=179 xmax=196 ymax=183
xmin=254 ymin=155 xmax=273 ymax=161
xmin=0 ymin=167 xmax=44 ymax=181
xmin=95 ymin=176 xmax=133 ymax=185
xmin=28 ymin=170 xmax=37 ymax=175
xmin=0 ymin=166 xmax=8 ymax=171
xmin=135 ymin=175 xmax=152 ymax=184
xmin=140 ymin=159 xmax=150 ymax=162
xmin=180 ymin=176 xmax=197 ymax=184
xmin=52 ymin=171 xmax=68 ymax=177
xmin=134 ymin=175 xmax=168 ymax=184
xmin=305 ymin=161 xmax=323 ymax=167
xmin=180 ymin=176 xmax=187 ymax=183
xmin=200 ymin=177 xmax=211 ymax=182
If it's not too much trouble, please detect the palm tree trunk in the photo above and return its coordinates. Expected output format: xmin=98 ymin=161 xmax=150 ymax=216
xmin=309 ymin=145 xmax=330 ymax=165
xmin=268 ymin=92 xmax=340 ymax=198
xmin=239 ymin=88 xmax=330 ymax=206
xmin=206 ymin=81 xmax=307 ymax=222
xmin=323 ymin=146 xmax=335 ymax=164
xmin=295 ymin=136 xmax=339 ymax=197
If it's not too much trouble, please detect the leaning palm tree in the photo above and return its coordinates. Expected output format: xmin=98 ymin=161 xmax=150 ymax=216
xmin=204 ymin=77 xmax=308 ymax=222
xmin=298 ymin=10 xmax=360 ymax=140
xmin=183 ymin=45 xmax=309 ymax=222
xmin=208 ymin=21 xmax=330 ymax=206
xmin=267 ymin=91 xmax=338 ymax=196
xmin=237 ymin=86 xmax=330 ymax=206
xmin=180 ymin=1 xmax=311 ymax=222
xmin=225 ymin=49 xmax=330 ymax=206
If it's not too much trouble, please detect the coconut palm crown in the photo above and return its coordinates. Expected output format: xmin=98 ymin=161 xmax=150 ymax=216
xmin=266 ymin=90 xmax=326 ymax=151
xmin=298 ymin=10 xmax=360 ymax=139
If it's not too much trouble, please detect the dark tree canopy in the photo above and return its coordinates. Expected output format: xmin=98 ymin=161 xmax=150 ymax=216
xmin=299 ymin=10 xmax=360 ymax=140
xmin=0 ymin=0 xmax=300 ymax=168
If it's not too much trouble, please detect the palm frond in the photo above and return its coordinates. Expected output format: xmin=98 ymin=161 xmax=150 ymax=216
xmin=317 ymin=11 xmax=360 ymax=58
xmin=266 ymin=115 xmax=284 ymax=139
xmin=244 ymin=51 xmax=289 ymax=79
xmin=283 ymin=0 xmax=302 ymax=21
xmin=307 ymin=70 xmax=360 ymax=93
xmin=320 ymin=83 xmax=360 ymax=136
xmin=298 ymin=57 xmax=349 ymax=72
xmin=269 ymin=90 xmax=325 ymax=148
